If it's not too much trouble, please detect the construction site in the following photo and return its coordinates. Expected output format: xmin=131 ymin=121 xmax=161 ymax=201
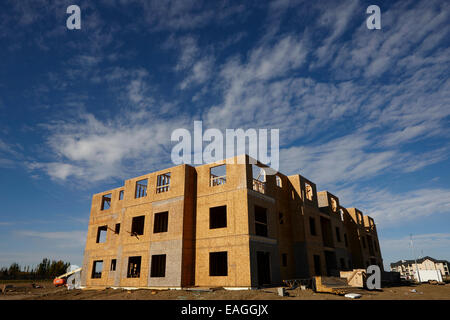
xmin=80 ymin=154 xmax=384 ymax=290
xmin=2 ymin=155 xmax=450 ymax=300
xmin=1 ymin=280 xmax=450 ymax=300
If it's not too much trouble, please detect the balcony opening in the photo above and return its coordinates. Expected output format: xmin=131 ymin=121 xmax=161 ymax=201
xmin=252 ymin=165 xmax=266 ymax=194
xmin=210 ymin=252 xmax=228 ymax=276
xmin=282 ymin=253 xmax=288 ymax=267
xmin=156 ymin=173 xmax=171 ymax=193
xmin=257 ymin=251 xmax=271 ymax=286
xmin=276 ymin=175 xmax=282 ymax=187
xmin=309 ymin=217 xmax=317 ymax=236
xmin=119 ymin=190 xmax=124 ymax=200
xmin=335 ymin=227 xmax=341 ymax=242
xmin=357 ymin=212 xmax=363 ymax=225
xmin=340 ymin=258 xmax=346 ymax=270
xmin=150 ymin=254 xmax=167 ymax=277
xmin=127 ymin=256 xmax=141 ymax=278
xmin=110 ymin=259 xmax=116 ymax=271
xmin=210 ymin=205 xmax=227 ymax=229
xmin=255 ymin=205 xmax=268 ymax=237
xmin=325 ymin=251 xmax=338 ymax=276
xmin=210 ymin=165 xmax=226 ymax=186
xmin=135 ymin=179 xmax=148 ymax=198
xmin=369 ymin=217 xmax=375 ymax=228
xmin=305 ymin=183 xmax=313 ymax=201
xmin=279 ymin=212 xmax=284 ymax=224
xmin=154 ymin=211 xmax=169 ymax=233
xmin=96 ymin=226 xmax=107 ymax=243
xmin=101 ymin=193 xmax=112 ymax=210
xmin=131 ymin=215 xmax=145 ymax=236
xmin=313 ymin=255 xmax=321 ymax=276
xmin=91 ymin=260 xmax=103 ymax=279
xmin=330 ymin=198 xmax=337 ymax=212
xmin=320 ymin=217 xmax=334 ymax=248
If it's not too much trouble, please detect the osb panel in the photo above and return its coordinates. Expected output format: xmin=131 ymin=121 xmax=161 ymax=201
xmin=196 ymin=188 xmax=249 ymax=238
xmin=195 ymin=235 xmax=251 ymax=287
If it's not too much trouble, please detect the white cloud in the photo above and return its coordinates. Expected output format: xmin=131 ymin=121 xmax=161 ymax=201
xmin=328 ymin=0 xmax=449 ymax=78
xmin=206 ymin=34 xmax=309 ymax=128
xmin=21 ymin=0 xmax=449 ymax=194
xmin=30 ymin=111 xmax=189 ymax=182
xmin=281 ymin=133 xmax=395 ymax=185
xmin=0 ymin=251 xmax=84 ymax=269
xmin=314 ymin=0 xmax=359 ymax=67
xmin=0 ymin=222 xmax=13 ymax=226
xmin=28 ymin=162 xmax=85 ymax=181
xmin=280 ymin=131 xmax=448 ymax=189
xmin=127 ymin=70 xmax=151 ymax=104
xmin=168 ymin=36 xmax=215 ymax=90
xmin=331 ymin=186 xmax=450 ymax=227
xmin=0 ymin=138 xmax=23 ymax=168
xmin=14 ymin=230 xmax=87 ymax=248
xmin=362 ymin=189 xmax=450 ymax=226
xmin=382 ymin=233 xmax=450 ymax=253
xmin=172 ymin=36 xmax=200 ymax=71
xmin=180 ymin=56 xmax=214 ymax=89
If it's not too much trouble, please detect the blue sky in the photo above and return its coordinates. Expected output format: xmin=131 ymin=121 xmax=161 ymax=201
xmin=0 ymin=0 xmax=449 ymax=270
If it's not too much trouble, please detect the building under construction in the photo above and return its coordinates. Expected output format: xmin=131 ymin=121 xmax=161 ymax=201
xmin=81 ymin=155 xmax=383 ymax=289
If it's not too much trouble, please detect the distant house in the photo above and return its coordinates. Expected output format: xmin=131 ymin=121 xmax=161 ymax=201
xmin=390 ymin=256 xmax=449 ymax=280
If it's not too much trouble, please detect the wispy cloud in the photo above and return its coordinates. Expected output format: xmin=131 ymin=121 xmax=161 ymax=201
xmin=381 ymin=233 xmax=450 ymax=268
xmin=15 ymin=230 xmax=87 ymax=247
xmin=0 ymin=138 xmax=23 ymax=168
xmin=0 ymin=222 xmax=14 ymax=226
xmin=332 ymin=187 xmax=450 ymax=227
xmin=280 ymin=132 xmax=448 ymax=189
xmin=28 ymin=111 xmax=189 ymax=182
xmin=11 ymin=0 xmax=449 ymax=217
xmin=362 ymin=189 xmax=450 ymax=226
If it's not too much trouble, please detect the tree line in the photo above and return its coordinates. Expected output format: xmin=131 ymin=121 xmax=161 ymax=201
xmin=0 ymin=258 xmax=71 ymax=280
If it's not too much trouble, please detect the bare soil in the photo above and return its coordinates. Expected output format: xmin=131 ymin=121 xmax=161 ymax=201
xmin=1 ymin=281 xmax=449 ymax=300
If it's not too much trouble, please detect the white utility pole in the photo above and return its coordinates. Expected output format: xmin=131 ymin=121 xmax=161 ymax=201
xmin=410 ymin=234 xmax=421 ymax=283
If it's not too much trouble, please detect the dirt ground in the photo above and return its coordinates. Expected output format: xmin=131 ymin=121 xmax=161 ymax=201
xmin=1 ymin=281 xmax=449 ymax=300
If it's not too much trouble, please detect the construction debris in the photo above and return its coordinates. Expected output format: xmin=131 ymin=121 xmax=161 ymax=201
xmin=283 ymin=278 xmax=312 ymax=289
xmin=340 ymin=269 xmax=366 ymax=288
xmin=277 ymin=287 xmax=286 ymax=296
xmin=313 ymin=276 xmax=353 ymax=295
xmin=344 ymin=293 xmax=362 ymax=299
xmin=186 ymin=288 xmax=213 ymax=292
